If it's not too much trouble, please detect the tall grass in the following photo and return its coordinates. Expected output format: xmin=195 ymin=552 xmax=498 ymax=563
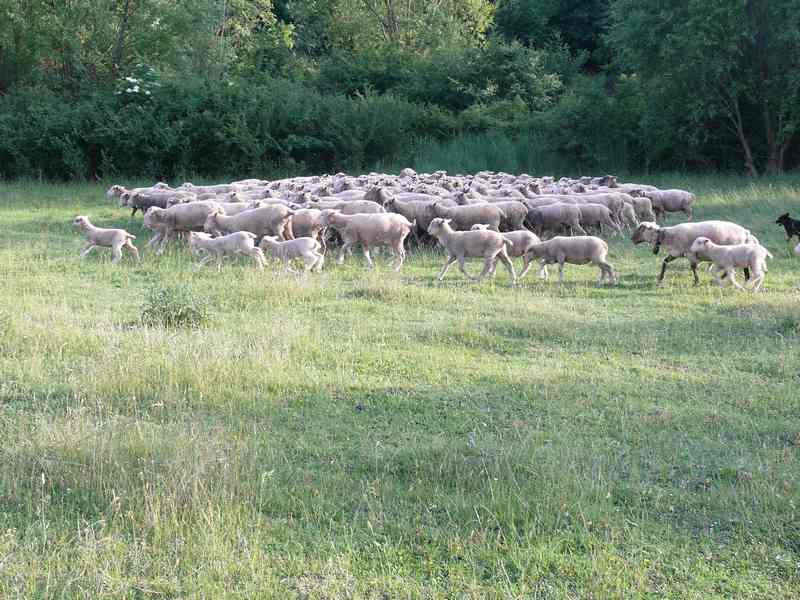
xmin=0 ymin=177 xmax=799 ymax=597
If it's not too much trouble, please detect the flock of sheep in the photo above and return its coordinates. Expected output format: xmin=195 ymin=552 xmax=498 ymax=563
xmin=72 ymin=169 xmax=800 ymax=290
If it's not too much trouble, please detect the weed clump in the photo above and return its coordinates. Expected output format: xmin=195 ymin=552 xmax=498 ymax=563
xmin=140 ymin=285 xmax=209 ymax=329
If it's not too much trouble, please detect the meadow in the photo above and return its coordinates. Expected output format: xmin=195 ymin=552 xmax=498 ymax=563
xmin=0 ymin=176 xmax=799 ymax=598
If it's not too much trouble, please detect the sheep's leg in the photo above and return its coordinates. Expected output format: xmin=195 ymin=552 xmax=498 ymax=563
xmin=313 ymin=252 xmax=325 ymax=272
xmin=557 ymin=260 xmax=565 ymax=283
xmin=539 ymin=260 xmax=550 ymax=281
xmin=110 ymin=243 xmax=124 ymax=264
xmin=302 ymin=254 xmax=317 ymax=272
xmin=685 ymin=206 xmax=693 ymax=220
xmin=748 ymin=272 xmax=764 ymax=292
xmin=437 ymin=256 xmax=457 ymax=280
xmin=657 ymin=255 xmax=677 ymax=283
xmin=518 ymin=255 xmax=533 ymax=279
xmin=473 ymin=257 xmax=494 ymax=282
xmin=79 ymin=243 xmax=97 ymax=258
xmin=599 ymin=261 xmax=616 ymax=285
xmin=198 ymin=254 xmax=214 ymax=267
xmin=130 ymin=207 xmax=138 ymax=220
xmin=124 ymin=240 xmax=140 ymax=262
xmin=363 ymin=246 xmax=375 ymax=269
xmin=248 ymin=248 xmax=265 ymax=269
xmin=392 ymin=243 xmax=406 ymax=272
xmin=572 ymin=223 xmax=587 ymax=235
xmin=743 ymin=267 xmax=750 ymax=280
xmin=216 ymin=253 xmax=224 ymax=271
xmin=338 ymin=238 xmax=355 ymax=264
xmin=727 ymin=270 xmax=745 ymax=290
xmin=689 ymin=260 xmax=701 ymax=285
xmin=496 ymin=250 xmax=517 ymax=285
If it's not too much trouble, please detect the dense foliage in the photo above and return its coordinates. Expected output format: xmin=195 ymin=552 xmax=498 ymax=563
xmin=0 ymin=0 xmax=798 ymax=179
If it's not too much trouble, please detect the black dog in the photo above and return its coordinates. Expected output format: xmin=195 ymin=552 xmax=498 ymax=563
xmin=776 ymin=213 xmax=800 ymax=241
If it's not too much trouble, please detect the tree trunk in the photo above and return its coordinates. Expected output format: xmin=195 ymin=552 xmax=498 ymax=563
xmin=731 ymin=97 xmax=759 ymax=176
xmin=111 ymin=0 xmax=133 ymax=77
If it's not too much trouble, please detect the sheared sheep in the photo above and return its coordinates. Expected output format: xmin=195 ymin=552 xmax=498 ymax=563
xmin=689 ymin=237 xmax=772 ymax=291
xmin=73 ymin=216 xmax=139 ymax=264
xmin=144 ymin=201 xmax=222 ymax=254
xmin=188 ymin=231 xmax=265 ymax=269
xmin=259 ymin=236 xmax=324 ymax=273
xmin=431 ymin=202 xmax=505 ymax=231
xmin=643 ymin=189 xmax=695 ymax=221
xmin=204 ymin=206 xmax=294 ymax=241
xmin=631 ymin=220 xmax=757 ymax=284
xmin=526 ymin=203 xmax=586 ymax=238
xmin=524 ymin=236 xmax=615 ymax=284
xmin=428 ymin=218 xmax=516 ymax=285
xmin=319 ymin=210 xmax=414 ymax=271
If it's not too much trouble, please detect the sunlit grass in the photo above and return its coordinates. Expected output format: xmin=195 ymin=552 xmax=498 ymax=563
xmin=0 ymin=177 xmax=799 ymax=598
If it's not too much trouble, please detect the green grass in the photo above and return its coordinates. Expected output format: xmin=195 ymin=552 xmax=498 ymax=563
xmin=0 ymin=176 xmax=799 ymax=598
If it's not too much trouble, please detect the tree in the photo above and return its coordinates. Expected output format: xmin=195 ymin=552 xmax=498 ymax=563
xmin=610 ymin=0 xmax=800 ymax=175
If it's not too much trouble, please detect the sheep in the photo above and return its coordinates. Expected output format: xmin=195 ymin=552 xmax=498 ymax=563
xmin=73 ymin=215 xmax=139 ymax=264
xmin=631 ymin=221 xmax=757 ymax=284
xmin=431 ymin=202 xmax=505 ymax=231
xmin=204 ymin=205 xmax=294 ymax=241
xmin=524 ymin=236 xmax=616 ymax=284
xmin=471 ymin=225 xmax=547 ymax=280
xmin=619 ymin=202 xmax=639 ymax=230
xmin=309 ymin=198 xmax=385 ymax=215
xmin=319 ymin=210 xmax=414 ymax=271
xmin=526 ymin=203 xmax=586 ymax=238
xmin=489 ymin=200 xmax=528 ymax=231
xmin=259 ymin=236 xmax=325 ymax=273
xmin=188 ymin=231 xmax=265 ymax=269
xmin=289 ymin=208 xmax=326 ymax=246
xmin=124 ymin=190 xmax=195 ymax=218
xmin=428 ymin=218 xmax=516 ymax=285
xmin=689 ymin=237 xmax=772 ymax=291
xmin=383 ymin=196 xmax=437 ymax=239
xmin=574 ymin=203 xmax=622 ymax=236
xmin=642 ymin=189 xmax=695 ymax=221
xmin=143 ymin=201 xmax=222 ymax=254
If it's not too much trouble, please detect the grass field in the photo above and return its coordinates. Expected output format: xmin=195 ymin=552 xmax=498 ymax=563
xmin=1 ymin=176 xmax=799 ymax=598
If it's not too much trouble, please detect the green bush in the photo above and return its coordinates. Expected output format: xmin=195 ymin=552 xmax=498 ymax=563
xmin=140 ymin=285 xmax=210 ymax=329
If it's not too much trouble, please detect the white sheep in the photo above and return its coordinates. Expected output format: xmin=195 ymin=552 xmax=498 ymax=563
xmin=428 ymin=218 xmax=516 ymax=285
xmin=188 ymin=231 xmax=265 ymax=269
xmin=73 ymin=216 xmax=140 ymax=264
xmin=524 ymin=236 xmax=615 ymax=284
xmin=259 ymin=236 xmax=324 ymax=273
xmin=689 ymin=237 xmax=772 ymax=291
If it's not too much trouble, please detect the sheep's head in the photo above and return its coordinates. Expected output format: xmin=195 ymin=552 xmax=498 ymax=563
xmin=106 ymin=185 xmax=125 ymax=200
xmin=470 ymin=223 xmax=490 ymax=231
xmin=119 ymin=192 xmax=132 ymax=207
xmin=319 ymin=209 xmax=342 ymax=227
xmin=202 ymin=210 xmax=224 ymax=235
xmin=631 ymin=221 xmax=660 ymax=245
xmin=427 ymin=218 xmax=451 ymax=236
xmin=689 ymin=237 xmax=712 ymax=255
xmin=154 ymin=182 xmax=169 ymax=189
xmin=259 ymin=235 xmax=279 ymax=251
xmin=73 ymin=215 xmax=90 ymax=230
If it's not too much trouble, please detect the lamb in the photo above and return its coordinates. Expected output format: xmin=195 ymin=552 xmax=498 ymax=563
xmin=259 ymin=236 xmax=325 ymax=273
xmin=428 ymin=218 xmax=516 ymax=285
xmin=526 ymin=203 xmax=586 ymax=238
xmin=524 ymin=236 xmax=616 ymax=284
xmin=319 ymin=210 xmax=414 ymax=271
xmin=689 ymin=237 xmax=772 ymax=291
xmin=204 ymin=205 xmax=295 ymax=241
xmin=631 ymin=220 xmax=757 ymax=284
xmin=471 ymin=225 xmax=547 ymax=279
xmin=73 ymin=215 xmax=139 ymax=264
xmin=188 ymin=231 xmax=265 ymax=269
xmin=431 ymin=202 xmax=505 ymax=231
